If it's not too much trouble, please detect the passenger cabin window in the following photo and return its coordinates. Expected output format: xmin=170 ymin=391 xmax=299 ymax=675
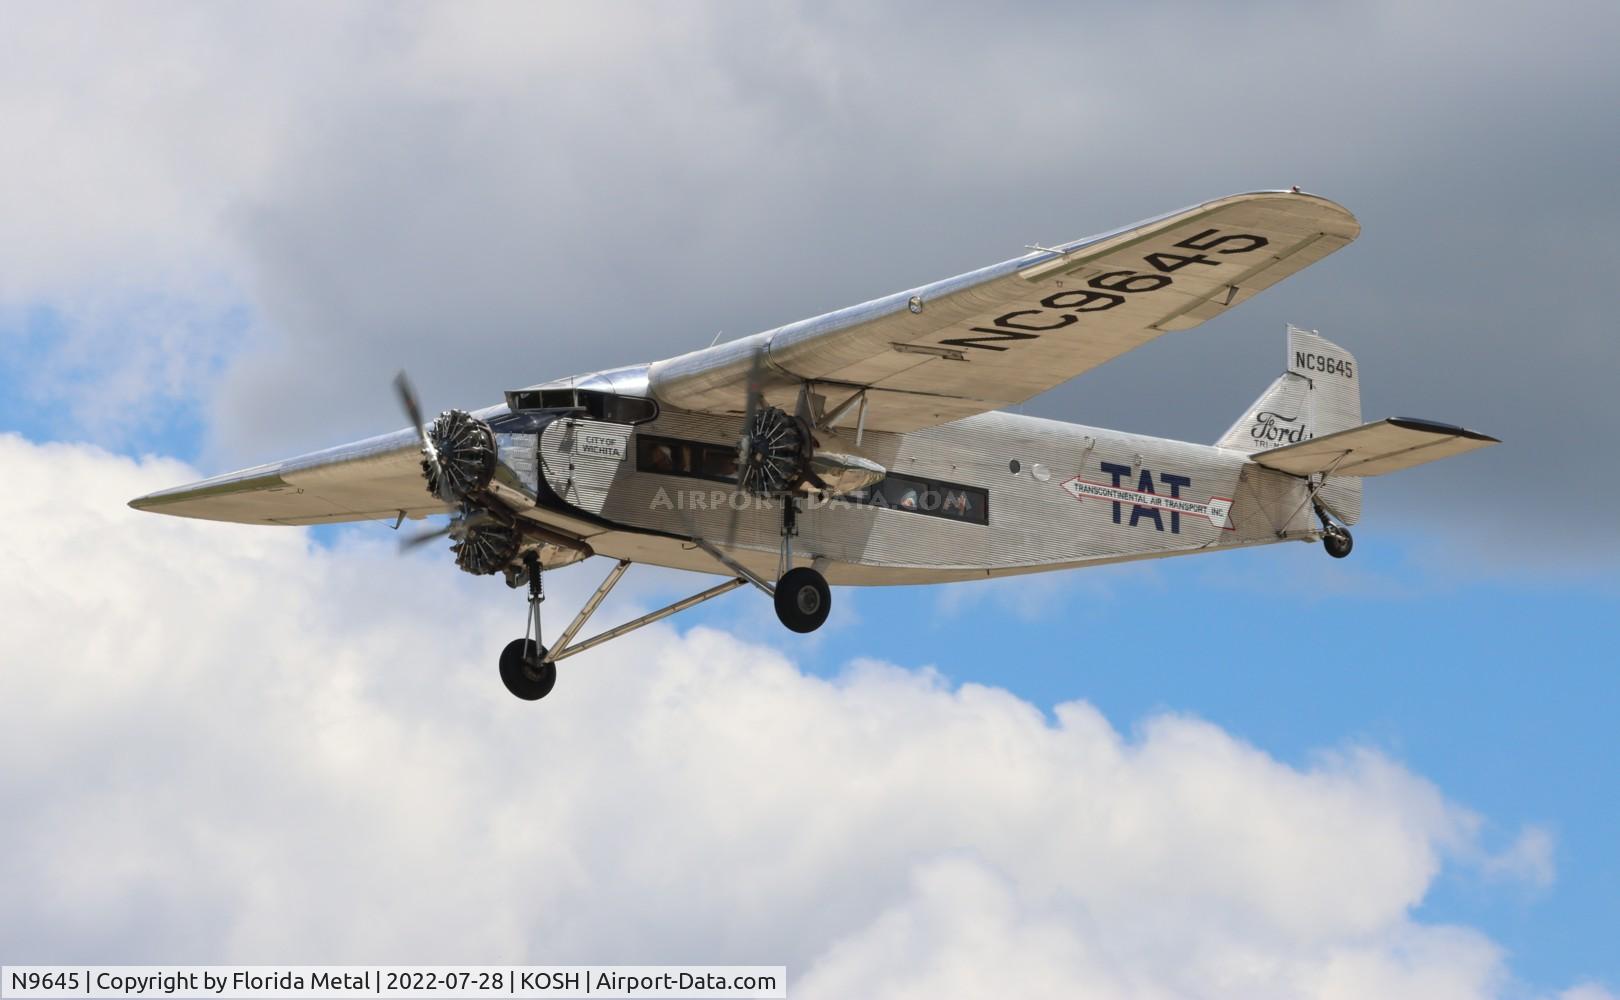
xmin=505 ymin=388 xmax=657 ymax=424
xmin=849 ymin=474 xmax=988 ymax=526
xmin=636 ymin=433 xmax=988 ymax=526
xmin=636 ymin=435 xmax=738 ymax=484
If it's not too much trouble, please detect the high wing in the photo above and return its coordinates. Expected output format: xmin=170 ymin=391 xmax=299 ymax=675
xmin=132 ymin=190 xmax=1357 ymax=526
xmin=128 ymin=426 xmax=449 ymax=525
xmin=649 ymin=190 xmax=1360 ymax=432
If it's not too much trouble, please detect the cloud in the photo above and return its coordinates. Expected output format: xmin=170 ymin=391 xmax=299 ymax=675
xmin=0 ymin=433 xmax=1594 ymax=998
xmin=796 ymin=858 xmax=1506 ymax=1000
xmin=3 ymin=3 xmax=1619 ymax=562
xmin=1475 ymin=826 xmax=1557 ymax=890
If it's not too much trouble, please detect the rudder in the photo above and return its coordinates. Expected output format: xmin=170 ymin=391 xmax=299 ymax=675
xmin=1218 ymin=326 xmax=1363 ymax=523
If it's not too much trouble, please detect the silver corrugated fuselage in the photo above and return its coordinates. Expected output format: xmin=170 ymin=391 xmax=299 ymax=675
xmin=508 ymin=402 xmax=1317 ymax=587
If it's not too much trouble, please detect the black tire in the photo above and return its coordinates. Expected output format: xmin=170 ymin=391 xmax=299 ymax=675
xmin=499 ymin=638 xmax=557 ymax=700
xmin=774 ymin=567 xmax=832 ymax=633
xmin=1323 ymin=526 xmax=1354 ymax=559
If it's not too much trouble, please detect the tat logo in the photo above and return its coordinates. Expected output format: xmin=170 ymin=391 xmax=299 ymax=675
xmin=1061 ymin=463 xmax=1234 ymax=533
xmin=1250 ymin=411 xmax=1311 ymax=446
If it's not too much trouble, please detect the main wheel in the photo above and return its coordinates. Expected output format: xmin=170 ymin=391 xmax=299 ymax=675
xmin=775 ymin=567 xmax=832 ymax=633
xmin=1323 ymin=525 xmax=1354 ymax=559
xmin=499 ymin=638 xmax=557 ymax=700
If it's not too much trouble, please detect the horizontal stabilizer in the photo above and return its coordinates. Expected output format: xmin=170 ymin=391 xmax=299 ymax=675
xmin=1249 ymin=417 xmax=1499 ymax=478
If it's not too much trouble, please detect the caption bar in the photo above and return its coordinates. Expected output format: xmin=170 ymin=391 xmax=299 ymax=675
xmin=1 ymin=967 xmax=786 ymax=999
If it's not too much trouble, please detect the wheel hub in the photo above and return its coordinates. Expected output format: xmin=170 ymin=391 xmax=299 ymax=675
xmin=796 ymin=587 xmax=821 ymax=614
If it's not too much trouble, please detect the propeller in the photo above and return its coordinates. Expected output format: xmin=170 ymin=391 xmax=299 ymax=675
xmin=397 ymin=519 xmax=454 ymax=552
xmin=735 ymin=342 xmax=811 ymax=495
xmin=394 ymin=371 xmax=444 ymax=497
xmin=722 ymin=344 xmax=770 ymax=551
xmin=389 ymin=372 xmax=515 ymax=578
xmin=395 ymin=505 xmax=517 ymax=574
xmin=393 ymin=370 xmax=497 ymax=503
xmin=736 ymin=343 xmax=766 ymax=477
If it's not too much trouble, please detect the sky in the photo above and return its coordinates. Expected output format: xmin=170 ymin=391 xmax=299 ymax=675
xmin=1 ymin=3 xmax=1617 ymax=997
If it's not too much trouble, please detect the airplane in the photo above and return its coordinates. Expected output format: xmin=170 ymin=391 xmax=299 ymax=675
xmin=130 ymin=190 xmax=1498 ymax=702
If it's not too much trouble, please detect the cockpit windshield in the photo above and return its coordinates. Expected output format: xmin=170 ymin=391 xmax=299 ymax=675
xmin=505 ymin=387 xmax=657 ymax=424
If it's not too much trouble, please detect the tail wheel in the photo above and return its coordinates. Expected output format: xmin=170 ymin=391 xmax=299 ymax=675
xmin=499 ymin=638 xmax=556 ymax=700
xmin=1323 ymin=526 xmax=1354 ymax=559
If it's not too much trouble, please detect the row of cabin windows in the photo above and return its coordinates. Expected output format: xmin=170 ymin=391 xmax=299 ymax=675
xmin=634 ymin=435 xmax=988 ymax=526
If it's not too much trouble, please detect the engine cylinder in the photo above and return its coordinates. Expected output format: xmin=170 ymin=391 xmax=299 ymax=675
xmin=453 ymin=521 xmax=522 ymax=576
xmin=739 ymin=406 xmax=809 ymax=497
xmin=424 ymin=409 xmax=497 ymax=501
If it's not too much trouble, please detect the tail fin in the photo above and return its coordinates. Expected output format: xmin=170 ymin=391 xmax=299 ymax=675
xmin=1219 ymin=326 xmax=1363 ymax=523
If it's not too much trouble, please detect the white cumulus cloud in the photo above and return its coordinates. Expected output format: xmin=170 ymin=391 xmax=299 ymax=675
xmin=0 ymin=433 xmax=1595 ymax=998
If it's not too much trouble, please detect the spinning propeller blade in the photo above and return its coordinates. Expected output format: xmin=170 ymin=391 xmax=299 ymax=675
xmin=724 ymin=343 xmax=770 ymax=551
xmin=394 ymin=370 xmax=442 ymax=486
xmin=741 ymin=343 xmax=765 ymax=440
xmin=397 ymin=520 xmax=454 ymax=552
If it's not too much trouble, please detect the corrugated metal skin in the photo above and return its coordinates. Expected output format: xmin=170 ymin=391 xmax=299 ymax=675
xmin=493 ymin=432 xmax=541 ymax=503
xmin=537 ymin=409 xmax=1316 ymax=578
xmin=1212 ymin=328 xmax=1363 ymax=526
xmin=647 ymin=192 xmax=1359 ymax=434
xmin=1290 ymin=328 xmax=1363 ymax=525
xmin=1216 ymin=372 xmax=1313 ymax=451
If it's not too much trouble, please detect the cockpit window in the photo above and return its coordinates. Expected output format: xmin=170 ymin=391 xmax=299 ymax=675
xmin=506 ymin=388 xmax=657 ymax=424
xmin=597 ymin=394 xmax=657 ymax=424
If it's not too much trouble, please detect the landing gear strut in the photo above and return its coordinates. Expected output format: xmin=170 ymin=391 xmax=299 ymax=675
xmin=689 ymin=496 xmax=833 ymax=633
xmin=496 ymin=493 xmax=836 ymax=701
xmin=497 ymin=553 xmax=747 ymax=702
xmin=772 ymin=497 xmax=830 ymax=633
xmin=500 ymin=551 xmax=556 ymax=700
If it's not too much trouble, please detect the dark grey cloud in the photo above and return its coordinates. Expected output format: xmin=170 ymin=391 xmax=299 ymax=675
xmin=5 ymin=1 xmax=1617 ymax=562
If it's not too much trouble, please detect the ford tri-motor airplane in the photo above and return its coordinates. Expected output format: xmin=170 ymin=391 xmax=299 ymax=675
xmin=132 ymin=191 xmax=1497 ymax=701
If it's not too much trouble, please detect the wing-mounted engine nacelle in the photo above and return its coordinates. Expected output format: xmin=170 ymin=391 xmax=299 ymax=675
xmin=450 ymin=512 xmax=521 ymax=575
xmin=499 ymin=527 xmax=591 ymax=588
xmin=739 ymin=404 xmax=885 ymax=498
xmin=738 ymin=405 xmax=810 ymax=496
xmin=807 ymin=451 xmax=886 ymax=496
xmin=438 ymin=506 xmax=591 ymax=582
